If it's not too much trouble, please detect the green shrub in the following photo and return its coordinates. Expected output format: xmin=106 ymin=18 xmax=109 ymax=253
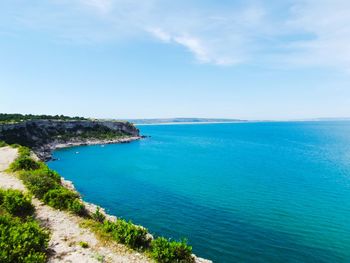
xmin=101 ymin=220 xmax=118 ymax=233
xmin=43 ymin=187 xmax=79 ymax=210
xmin=103 ymin=219 xmax=150 ymax=250
xmin=151 ymin=237 xmax=193 ymax=263
xmin=115 ymin=219 xmax=150 ymax=249
xmin=0 ymin=214 xmax=48 ymax=263
xmin=9 ymin=143 xmax=21 ymax=149
xmin=18 ymin=146 xmax=31 ymax=157
xmin=0 ymin=189 xmax=4 ymax=204
xmin=10 ymin=157 xmax=40 ymax=172
xmin=20 ymin=171 xmax=60 ymax=199
xmin=69 ymin=199 xmax=86 ymax=216
xmin=33 ymin=166 xmax=61 ymax=183
xmin=79 ymin=241 xmax=89 ymax=248
xmin=0 ymin=140 xmax=7 ymax=147
xmin=0 ymin=189 xmax=34 ymax=218
xmin=92 ymin=207 xmax=106 ymax=223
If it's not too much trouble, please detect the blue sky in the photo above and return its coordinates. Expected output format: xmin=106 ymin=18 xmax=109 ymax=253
xmin=1 ymin=0 xmax=349 ymax=120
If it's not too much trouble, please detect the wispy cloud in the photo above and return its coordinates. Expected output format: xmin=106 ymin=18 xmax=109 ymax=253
xmin=80 ymin=0 xmax=113 ymax=13
xmin=2 ymin=0 xmax=350 ymax=70
xmin=147 ymin=28 xmax=240 ymax=65
xmin=285 ymin=0 xmax=350 ymax=71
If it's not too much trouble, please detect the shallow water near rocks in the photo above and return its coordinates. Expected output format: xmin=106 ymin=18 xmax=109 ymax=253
xmin=48 ymin=121 xmax=350 ymax=262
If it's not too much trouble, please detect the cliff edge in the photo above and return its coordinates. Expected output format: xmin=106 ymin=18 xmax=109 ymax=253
xmin=0 ymin=120 xmax=140 ymax=160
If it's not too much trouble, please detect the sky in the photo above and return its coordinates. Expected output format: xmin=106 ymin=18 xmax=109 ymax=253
xmin=0 ymin=0 xmax=350 ymax=120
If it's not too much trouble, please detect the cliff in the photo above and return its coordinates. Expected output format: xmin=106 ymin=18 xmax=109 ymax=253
xmin=0 ymin=120 xmax=140 ymax=160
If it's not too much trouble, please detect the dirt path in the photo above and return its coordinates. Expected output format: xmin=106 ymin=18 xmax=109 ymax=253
xmin=0 ymin=146 xmax=150 ymax=263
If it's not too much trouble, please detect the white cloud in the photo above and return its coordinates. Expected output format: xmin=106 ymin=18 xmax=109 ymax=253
xmin=80 ymin=0 xmax=113 ymax=13
xmin=2 ymin=0 xmax=350 ymax=70
xmin=147 ymin=28 xmax=171 ymax=42
xmin=173 ymin=35 xmax=210 ymax=64
xmin=285 ymin=0 xmax=350 ymax=71
xmin=147 ymin=28 xmax=238 ymax=65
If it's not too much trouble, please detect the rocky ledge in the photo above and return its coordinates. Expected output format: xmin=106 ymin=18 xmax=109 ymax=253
xmin=0 ymin=120 xmax=140 ymax=160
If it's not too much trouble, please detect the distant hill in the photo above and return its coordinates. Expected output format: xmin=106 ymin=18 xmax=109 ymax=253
xmin=128 ymin=118 xmax=245 ymax=124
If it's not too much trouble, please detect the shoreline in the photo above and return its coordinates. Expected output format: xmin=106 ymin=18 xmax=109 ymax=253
xmin=36 ymin=136 xmax=142 ymax=161
xmin=47 ymin=145 xmax=212 ymax=263
xmin=135 ymin=121 xmax=246 ymax=126
xmin=54 ymin=136 xmax=142 ymax=150
xmin=0 ymin=146 xmax=151 ymax=262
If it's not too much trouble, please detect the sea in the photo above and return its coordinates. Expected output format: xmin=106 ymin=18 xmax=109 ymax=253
xmin=48 ymin=121 xmax=350 ymax=263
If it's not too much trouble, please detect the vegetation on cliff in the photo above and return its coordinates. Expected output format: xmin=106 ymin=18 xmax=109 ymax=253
xmin=10 ymin=146 xmax=86 ymax=216
xmin=0 ymin=189 xmax=49 ymax=262
xmin=0 ymin=141 xmax=7 ymax=147
xmin=0 ymin=114 xmax=139 ymax=161
xmin=0 ymin=113 xmax=87 ymax=124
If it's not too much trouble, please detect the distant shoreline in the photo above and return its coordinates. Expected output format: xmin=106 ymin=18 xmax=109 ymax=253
xmin=135 ymin=121 xmax=247 ymax=126
xmin=135 ymin=119 xmax=350 ymax=126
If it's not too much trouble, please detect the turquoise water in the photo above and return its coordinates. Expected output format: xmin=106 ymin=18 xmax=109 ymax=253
xmin=48 ymin=122 xmax=350 ymax=262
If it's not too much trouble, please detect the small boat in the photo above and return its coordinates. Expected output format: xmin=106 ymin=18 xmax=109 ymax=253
xmin=101 ymin=145 xmax=105 ymax=147
xmin=75 ymin=151 xmax=79 ymax=154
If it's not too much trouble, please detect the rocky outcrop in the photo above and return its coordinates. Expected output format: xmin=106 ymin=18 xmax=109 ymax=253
xmin=0 ymin=120 xmax=140 ymax=160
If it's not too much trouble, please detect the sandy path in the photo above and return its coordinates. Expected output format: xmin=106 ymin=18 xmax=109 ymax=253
xmin=0 ymin=146 xmax=149 ymax=263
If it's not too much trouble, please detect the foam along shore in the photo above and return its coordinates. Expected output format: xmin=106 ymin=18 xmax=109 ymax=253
xmin=54 ymin=136 xmax=141 ymax=149
xmin=37 ymin=136 xmax=142 ymax=161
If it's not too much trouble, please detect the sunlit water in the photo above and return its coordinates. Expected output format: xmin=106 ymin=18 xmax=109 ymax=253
xmin=48 ymin=122 xmax=350 ymax=262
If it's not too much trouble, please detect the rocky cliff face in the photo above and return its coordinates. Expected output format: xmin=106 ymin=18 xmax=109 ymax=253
xmin=0 ymin=120 xmax=140 ymax=160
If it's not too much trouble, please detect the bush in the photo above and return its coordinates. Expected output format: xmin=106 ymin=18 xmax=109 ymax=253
xmin=151 ymin=237 xmax=193 ymax=263
xmin=0 ymin=140 xmax=7 ymax=147
xmin=10 ymin=157 xmax=40 ymax=172
xmin=0 ymin=189 xmax=34 ymax=218
xmin=0 ymin=190 xmax=4 ymax=204
xmin=20 ymin=170 xmax=60 ymax=199
xmin=101 ymin=220 xmax=118 ymax=233
xmin=79 ymin=241 xmax=89 ymax=248
xmin=114 ymin=219 xmax=150 ymax=249
xmin=43 ymin=187 xmax=79 ymax=210
xmin=101 ymin=219 xmax=150 ymax=250
xmin=92 ymin=207 xmax=106 ymax=223
xmin=0 ymin=214 xmax=48 ymax=263
xmin=18 ymin=146 xmax=31 ymax=157
xmin=34 ymin=166 xmax=61 ymax=183
xmin=69 ymin=199 xmax=86 ymax=216
xmin=9 ymin=143 xmax=21 ymax=149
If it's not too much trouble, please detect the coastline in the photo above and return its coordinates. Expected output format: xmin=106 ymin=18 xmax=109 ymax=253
xmin=36 ymin=136 xmax=142 ymax=161
xmin=135 ymin=121 xmax=246 ymax=126
xmin=1 ymin=145 xmax=211 ymax=262
xmin=54 ymin=136 xmax=141 ymax=150
xmin=49 ymin=146 xmax=212 ymax=263
xmin=0 ymin=146 xmax=151 ymax=262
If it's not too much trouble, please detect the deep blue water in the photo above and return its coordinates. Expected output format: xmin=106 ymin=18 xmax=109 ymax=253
xmin=48 ymin=122 xmax=350 ymax=262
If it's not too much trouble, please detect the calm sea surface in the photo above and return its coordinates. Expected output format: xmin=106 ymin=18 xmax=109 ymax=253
xmin=48 ymin=122 xmax=350 ymax=262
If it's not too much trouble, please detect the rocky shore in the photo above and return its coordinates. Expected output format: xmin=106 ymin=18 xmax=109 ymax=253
xmin=0 ymin=119 xmax=141 ymax=161
xmin=36 ymin=136 xmax=142 ymax=161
